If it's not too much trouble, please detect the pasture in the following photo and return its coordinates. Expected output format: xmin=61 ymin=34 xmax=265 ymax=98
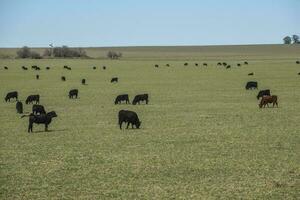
xmin=0 ymin=45 xmax=300 ymax=199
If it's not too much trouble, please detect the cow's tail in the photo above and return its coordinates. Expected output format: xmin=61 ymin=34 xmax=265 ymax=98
xmin=21 ymin=114 xmax=30 ymax=118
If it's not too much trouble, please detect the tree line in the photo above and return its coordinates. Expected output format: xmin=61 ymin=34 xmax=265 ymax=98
xmin=283 ymin=35 xmax=300 ymax=44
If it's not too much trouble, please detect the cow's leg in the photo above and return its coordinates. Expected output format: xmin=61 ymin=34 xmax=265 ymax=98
xmin=132 ymin=124 xmax=134 ymax=129
xmin=126 ymin=122 xmax=130 ymax=129
xmin=119 ymin=122 xmax=122 ymax=129
xmin=45 ymin=124 xmax=48 ymax=131
xmin=146 ymin=99 xmax=148 ymax=104
xmin=28 ymin=123 xmax=33 ymax=133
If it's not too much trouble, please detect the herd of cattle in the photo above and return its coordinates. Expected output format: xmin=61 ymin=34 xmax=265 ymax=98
xmin=2 ymin=60 xmax=299 ymax=132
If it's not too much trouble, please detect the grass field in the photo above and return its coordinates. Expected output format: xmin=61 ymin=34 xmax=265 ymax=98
xmin=0 ymin=45 xmax=300 ymax=199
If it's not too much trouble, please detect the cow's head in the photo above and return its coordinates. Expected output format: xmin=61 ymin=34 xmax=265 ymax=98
xmin=136 ymin=121 xmax=141 ymax=129
xmin=47 ymin=111 xmax=58 ymax=118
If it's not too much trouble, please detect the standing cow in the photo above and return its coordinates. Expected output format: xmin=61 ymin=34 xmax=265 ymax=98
xmin=115 ymin=94 xmax=130 ymax=104
xmin=69 ymin=89 xmax=78 ymax=99
xmin=5 ymin=91 xmax=18 ymax=102
xmin=259 ymin=95 xmax=278 ymax=108
xmin=245 ymin=81 xmax=258 ymax=90
xmin=111 ymin=77 xmax=118 ymax=83
xmin=21 ymin=111 xmax=57 ymax=133
xmin=257 ymin=89 xmax=271 ymax=100
xmin=16 ymin=101 xmax=23 ymax=114
xmin=118 ymin=110 xmax=141 ymax=129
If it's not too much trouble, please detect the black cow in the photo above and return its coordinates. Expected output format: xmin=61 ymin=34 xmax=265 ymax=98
xmin=296 ymin=61 xmax=300 ymax=64
xmin=244 ymin=61 xmax=248 ymax=65
xmin=36 ymin=75 xmax=39 ymax=80
xmin=226 ymin=65 xmax=231 ymax=69
xmin=155 ymin=64 xmax=159 ymax=68
xmin=132 ymin=94 xmax=149 ymax=105
xmin=16 ymin=101 xmax=23 ymax=114
xmin=103 ymin=66 xmax=106 ymax=70
xmin=256 ymin=89 xmax=271 ymax=100
xmin=22 ymin=66 xmax=28 ymax=70
xmin=166 ymin=64 xmax=170 ymax=67
xmin=35 ymin=67 xmax=41 ymax=70
xmin=25 ymin=95 xmax=40 ymax=104
xmin=21 ymin=111 xmax=57 ymax=133
xmin=67 ymin=67 xmax=71 ymax=70
xmin=46 ymin=67 xmax=50 ymax=70
xmin=4 ymin=66 xmax=8 ymax=70
xmin=245 ymin=81 xmax=258 ymax=90
xmin=248 ymin=72 xmax=254 ymax=76
xmin=222 ymin=62 xmax=227 ymax=66
xmin=203 ymin=63 xmax=208 ymax=66
xmin=298 ymin=72 xmax=300 ymax=75
xmin=61 ymin=76 xmax=66 ymax=81
xmin=63 ymin=65 xmax=68 ymax=69
xmin=32 ymin=65 xmax=37 ymax=69
xmin=217 ymin=62 xmax=222 ymax=66
xmin=184 ymin=63 xmax=188 ymax=66
xmin=93 ymin=66 xmax=96 ymax=70
xmin=195 ymin=63 xmax=198 ymax=66
xmin=32 ymin=104 xmax=46 ymax=115
xmin=237 ymin=63 xmax=241 ymax=66
xmin=115 ymin=94 xmax=130 ymax=104
xmin=118 ymin=110 xmax=141 ymax=130
xmin=69 ymin=89 xmax=78 ymax=99
xmin=111 ymin=77 xmax=118 ymax=83
xmin=5 ymin=91 xmax=18 ymax=102
xmin=82 ymin=79 xmax=86 ymax=85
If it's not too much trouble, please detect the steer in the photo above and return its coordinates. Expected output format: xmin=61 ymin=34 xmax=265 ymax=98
xmin=256 ymin=89 xmax=271 ymax=100
xmin=16 ymin=101 xmax=23 ymax=114
xmin=259 ymin=95 xmax=278 ymax=108
xmin=21 ymin=111 xmax=57 ymax=133
xmin=5 ymin=91 xmax=18 ymax=102
xmin=32 ymin=104 xmax=46 ymax=115
xmin=132 ymin=94 xmax=149 ymax=105
xmin=115 ymin=94 xmax=130 ymax=104
xmin=69 ymin=89 xmax=78 ymax=99
xmin=25 ymin=95 xmax=40 ymax=104
xmin=245 ymin=81 xmax=258 ymax=90
xmin=111 ymin=77 xmax=118 ymax=83
xmin=118 ymin=110 xmax=141 ymax=130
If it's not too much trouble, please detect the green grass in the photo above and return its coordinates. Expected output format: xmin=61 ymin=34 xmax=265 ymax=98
xmin=0 ymin=45 xmax=300 ymax=199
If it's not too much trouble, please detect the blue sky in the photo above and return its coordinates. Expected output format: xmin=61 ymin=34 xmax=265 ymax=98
xmin=0 ymin=0 xmax=299 ymax=47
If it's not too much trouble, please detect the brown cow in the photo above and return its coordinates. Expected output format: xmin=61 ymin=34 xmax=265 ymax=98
xmin=259 ymin=95 xmax=278 ymax=108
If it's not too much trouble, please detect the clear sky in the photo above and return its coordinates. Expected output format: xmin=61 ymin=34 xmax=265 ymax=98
xmin=0 ymin=0 xmax=299 ymax=47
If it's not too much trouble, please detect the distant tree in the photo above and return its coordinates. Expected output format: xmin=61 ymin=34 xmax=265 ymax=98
xmin=283 ymin=36 xmax=292 ymax=44
xmin=17 ymin=46 xmax=31 ymax=58
xmin=30 ymin=51 xmax=42 ymax=59
xmin=107 ymin=51 xmax=122 ymax=59
xmin=292 ymin=35 xmax=300 ymax=44
xmin=43 ymin=49 xmax=52 ymax=57
xmin=52 ymin=46 xmax=87 ymax=58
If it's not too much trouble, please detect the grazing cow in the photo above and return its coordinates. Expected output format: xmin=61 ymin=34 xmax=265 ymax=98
xmin=248 ymin=72 xmax=254 ymax=76
xmin=32 ymin=65 xmax=37 ymax=69
xmin=244 ymin=61 xmax=248 ymax=65
xmin=217 ymin=62 xmax=222 ymax=66
xmin=82 ymin=79 xmax=86 ymax=85
xmin=46 ymin=67 xmax=50 ymax=70
xmin=203 ymin=63 xmax=208 ymax=66
xmin=155 ymin=64 xmax=159 ymax=68
xmin=226 ymin=65 xmax=231 ymax=69
xmin=4 ymin=66 xmax=8 ymax=70
xmin=25 ymin=95 xmax=40 ymax=104
xmin=296 ymin=61 xmax=300 ymax=64
xmin=35 ymin=67 xmax=41 ymax=70
xmin=195 ymin=63 xmax=198 ymax=66
xmin=67 ymin=67 xmax=71 ymax=70
xmin=36 ymin=75 xmax=39 ymax=80
xmin=61 ymin=76 xmax=66 ymax=81
xmin=69 ymin=89 xmax=78 ymax=99
xmin=63 ymin=65 xmax=68 ymax=69
xmin=237 ymin=63 xmax=241 ymax=66
xmin=115 ymin=94 xmax=130 ymax=104
xmin=132 ymin=94 xmax=149 ymax=105
xmin=298 ymin=72 xmax=300 ymax=75
xmin=93 ymin=66 xmax=96 ymax=70
xmin=22 ymin=66 xmax=28 ymax=70
xmin=259 ymin=95 xmax=278 ymax=108
xmin=103 ymin=66 xmax=106 ymax=70
xmin=245 ymin=81 xmax=258 ymax=90
xmin=256 ymin=89 xmax=271 ymax=100
xmin=5 ymin=91 xmax=18 ymax=102
xmin=21 ymin=111 xmax=57 ymax=133
xmin=222 ymin=62 xmax=227 ymax=66
xmin=16 ymin=101 xmax=23 ymax=114
xmin=166 ymin=64 xmax=170 ymax=67
xmin=184 ymin=63 xmax=188 ymax=66
xmin=111 ymin=77 xmax=118 ymax=83
xmin=118 ymin=110 xmax=141 ymax=130
xmin=32 ymin=104 xmax=46 ymax=115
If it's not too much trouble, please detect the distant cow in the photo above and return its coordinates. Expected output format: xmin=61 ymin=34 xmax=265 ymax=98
xmin=16 ymin=101 xmax=23 ymax=114
xmin=245 ymin=81 xmax=258 ymax=90
xmin=21 ymin=111 xmax=57 ymax=133
xmin=25 ymin=95 xmax=40 ymax=104
xmin=35 ymin=67 xmax=41 ymax=70
xmin=46 ymin=67 xmax=50 ymax=70
xmin=103 ymin=66 xmax=106 ymax=70
xmin=22 ymin=66 xmax=28 ymax=70
xmin=118 ymin=110 xmax=141 ymax=130
xmin=166 ymin=64 xmax=170 ymax=67
xmin=4 ymin=66 xmax=8 ymax=70
xmin=132 ymin=94 xmax=149 ymax=105
xmin=203 ymin=63 xmax=207 ymax=66
xmin=217 ymin=62 xmax=222 ymax=66
xmin=155 ymin=64 xmax=159 ymax=68
xmin=5 ymin=91 xmax=18 ymax=102
xmin=184 ymin=63 xmax=188 ymax=66
xmin=259 ymin=95 xmax=278 ymax=108
xmin=111 ymin=77 xmax=118 ymax=83
xmin=298 ymin=72 xmax=300 ymax=75
xmin=115 ymin=94 xmax=130 ymax=104
xmin=244 ymin=61 xmax=248 ymax=65
xmin=195 ymin=63 xmax=198 ymax=66
xmin=296 ymin=61 xmax=300 ymax=64
xmin=222 ymin=62 xmax=227 ymax=66
xmin=82 ymin=79 xmax=86 ymax=85
xmin=61 ymin=76 xmax=66 ymax=81
xmin=226 ymin=65 xmax=231 ymax=69
xmin=32 ymin=65 xmax=37 ymax=69
xmin=69 ymin=89 xmax=78 ymax=99
xmin=93 ymin=66 xmax=96 ymax=70
xmin=67 ymin=67 xmax=72 ymax=70
xmin=257 ymin=89 xmax=271 ymax=100
xmin=237 ymin=63 xmax=241 ymax=66
xmin=36 ymin=75 xmax=39 ymax=80
xmin=63 ymin=65 xmax=68 ymax=69
xmin=248 ymin=72 xmax=254 ymax=76
xmin=32 ymin=104 xmax=46 ymax=115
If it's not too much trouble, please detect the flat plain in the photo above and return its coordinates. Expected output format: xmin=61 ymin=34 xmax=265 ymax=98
xmin=0 ymin=45 xmax=299 ymax=199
